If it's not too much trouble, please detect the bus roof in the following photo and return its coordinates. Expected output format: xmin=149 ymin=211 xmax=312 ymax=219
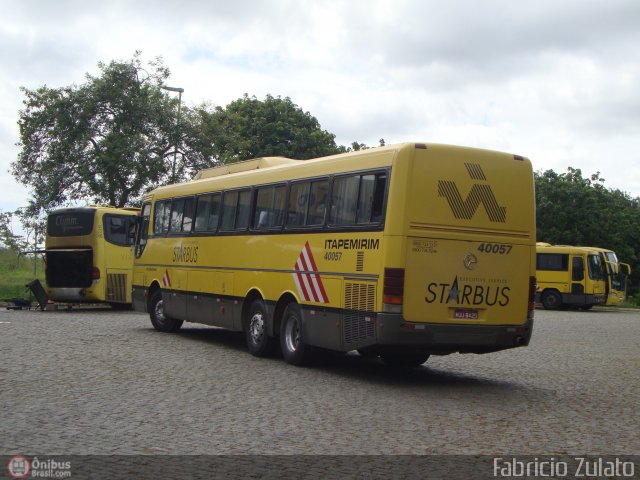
xmin=536 ymin=244 xmax=606 ymax=255
xmin=149 ymin=142 xmax=531 ymax=200
xmin=48 ymin=205 xmax=139 ymax=214
xmin=194 ymin=157 xmax=300 ymax=180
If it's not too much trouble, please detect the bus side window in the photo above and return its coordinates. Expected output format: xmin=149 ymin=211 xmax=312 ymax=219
xmin=537 ymin=253 xmax=569 ymax=271
xmin=572 ymin=256 xmax=584 ymax=281
xmin=208 ymin=193 xmax=221 ymax=231
xmin=181 ymin=197 xmax=195 ymax=233
xmin=221 ymin=191 xmax=239 ymax=231
xmin=254 ymin=187 xmax=273 ymax=229
xmin=256 ymin=185 xmax=287 ymax=229
xmin=194 ymin=195 xmax=211 ymax=232
xmin=169 ymin=199 xmax=185 ymax=233
xmin=359 ymin=173 xmax=387 ymax=223
xmin=154 ymin=201 xmax=171 ymax=234
xmin=272 ymin=185 xmax=286 ymax=227
xmin=306 ymin=180 xmax=328 ymax=226
xmin=356 ymin=175 xmax=375 ymax=223
xmin=330 ymin=176 xmax=359 ymax=225
xmin=104 ymin=215 xmax=130 ymax=246
xmin=236 ymin=190 xmax=252 ymax=230
xmin=287 ymin=182 xmax=310 ymax=227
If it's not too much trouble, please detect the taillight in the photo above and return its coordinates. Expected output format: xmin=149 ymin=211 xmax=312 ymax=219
xmin=383 ymin=268 xmax=405 ymax=305
xmin=92 ymin=267 xmax=101 ymax=280
xmin=528 ymin=276 xmax=536 ymax=317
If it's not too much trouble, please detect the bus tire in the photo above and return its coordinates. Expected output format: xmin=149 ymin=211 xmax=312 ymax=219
xmin=280 ymin=303 xmax=312 ymax=366
xmin=541 ymin=290 xmax=562 ymax=310
xmin=149 ymin=289 xmax=183 ymax=333
xmin=380 ymin=352 xmax=430 ymax=368
xmin=245 ymin=299 xmax=277 ymax=357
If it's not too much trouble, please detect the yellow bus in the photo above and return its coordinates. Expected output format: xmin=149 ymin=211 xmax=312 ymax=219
xmin=590 ymin=247 xmax=631 ymax=306
xmin=535 ymin=243 xmax=607 ymax=310
xmin=45 ymin=206 xmax=138 ymax=308
xmin=132 ymin=143 xmax=536 ymax=366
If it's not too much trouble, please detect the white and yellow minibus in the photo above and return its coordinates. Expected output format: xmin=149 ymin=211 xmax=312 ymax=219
xmin=45 ymin=206 xmax=138 ymax=307
xmin=132 ymin=143 xmax=536 ymax=366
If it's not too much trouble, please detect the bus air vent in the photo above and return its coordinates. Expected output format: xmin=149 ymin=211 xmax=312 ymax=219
xmin=107 ymin=273 xmax=128 ymax=303
xmin=343 ymin=282 xmax=376 ymax=348
xmin=356 ymin=252 xmax=364 ymax=272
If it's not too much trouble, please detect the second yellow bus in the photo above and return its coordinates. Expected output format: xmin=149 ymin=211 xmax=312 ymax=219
xmin=45 ymin=206 xmax=138 ymax=308
xmin=535 ymin=243 xmax=607 ymax=310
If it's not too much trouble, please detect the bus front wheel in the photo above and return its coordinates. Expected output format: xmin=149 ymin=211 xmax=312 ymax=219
xmin=541 ymin=290 xmax=562 ymax=310
xmin=149 ymin=289 xmax=183 ymax=333
xmin=280 ymin=303 xmax=312 ymax=366
xmin=245 ymin=299 xmax=277 ymax=357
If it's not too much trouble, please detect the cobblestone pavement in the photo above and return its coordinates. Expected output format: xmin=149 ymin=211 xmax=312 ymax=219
xmin=1 ymin=307 xmax=638 ymax=456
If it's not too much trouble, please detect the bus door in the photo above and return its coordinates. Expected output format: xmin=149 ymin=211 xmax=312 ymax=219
xmin=570 ymin=255 xmax=586 ymax=297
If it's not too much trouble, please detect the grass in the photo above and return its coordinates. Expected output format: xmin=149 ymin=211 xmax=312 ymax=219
xmin=0 ymin=249 xmax=45 ymax=301
xmin=623 ymin=294 xmax=640 ymax=308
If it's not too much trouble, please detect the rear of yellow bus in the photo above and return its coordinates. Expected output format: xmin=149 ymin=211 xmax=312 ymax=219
xmin=45 ymin=208 xmax=104 ymax=303
xmin=374 ymin=144 xmax=536 ymax=361
xmin=45 ymin=207 xmax=135 ymax=306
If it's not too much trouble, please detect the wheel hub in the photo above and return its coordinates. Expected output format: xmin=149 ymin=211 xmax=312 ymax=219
xmin=249 ymin=313 xmax=264 ymax=344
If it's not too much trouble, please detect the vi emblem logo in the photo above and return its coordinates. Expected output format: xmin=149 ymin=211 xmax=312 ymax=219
xmin=438 ymin=163 xmax=507 ymax=223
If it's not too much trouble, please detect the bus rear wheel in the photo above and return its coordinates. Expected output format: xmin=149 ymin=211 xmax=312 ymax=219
xmin=380 ymin=352 xmax=430 ymax=368
xmin=149 ymin=289 xmax=183 ymax=333
xmin=245 ymin=299 xmax=277 ymax=357
xmin=280 ymin=303 xmax=312 ymax=366
xmin=541 ymin=290 xmax=562 ymax=310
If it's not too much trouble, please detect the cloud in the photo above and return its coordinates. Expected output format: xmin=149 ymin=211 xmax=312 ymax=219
xmin=1 ymin=0 xmax=640 ymax=217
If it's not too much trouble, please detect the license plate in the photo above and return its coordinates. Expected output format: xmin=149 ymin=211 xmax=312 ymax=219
xmin=454 ymin=309 xmax=479 ymax=320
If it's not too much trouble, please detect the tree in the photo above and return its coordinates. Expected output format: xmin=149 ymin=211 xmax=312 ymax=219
xmin=340 ymin=138 xmax=386 ymax=152
xmin=185 ymin=94 xmax=341 ymax=170
xmin=535 ymin=167 xmax=640 ymax=292
xmin=13 ymin=52 xmax=179 ymax=211
xmin=0 ymin=208 xmax=45 ymax=262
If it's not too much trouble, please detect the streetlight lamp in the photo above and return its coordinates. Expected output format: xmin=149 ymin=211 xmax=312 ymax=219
xmin=161 ymin=85 xmax=184 ymax=183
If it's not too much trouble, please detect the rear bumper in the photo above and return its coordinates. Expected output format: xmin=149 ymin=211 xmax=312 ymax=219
xmin=374 ymin=314 xmax=534 ymax=354
xmin=46 ymin=287 xmax=95 ymax=303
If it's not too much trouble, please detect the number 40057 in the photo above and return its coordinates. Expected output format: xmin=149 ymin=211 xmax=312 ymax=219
xmin=477 ymin=243 xmax=512 ymax=254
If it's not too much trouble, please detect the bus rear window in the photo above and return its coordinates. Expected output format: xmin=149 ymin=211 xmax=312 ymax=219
xmin=47 ymin=210 xmax=95 ymax=237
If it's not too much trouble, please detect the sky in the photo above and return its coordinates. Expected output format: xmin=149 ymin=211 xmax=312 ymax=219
xmin=2 ymin=0 xmax=640 ymax=224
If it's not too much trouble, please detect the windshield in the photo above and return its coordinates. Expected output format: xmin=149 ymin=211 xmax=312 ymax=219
xmin=587 ymin=254 xmax=605 ymax=280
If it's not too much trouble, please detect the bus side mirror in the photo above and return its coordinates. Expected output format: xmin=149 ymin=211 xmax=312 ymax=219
xmin=130 ymin=217 xmax=141 ymax=244
xmin=620 ymin=263 xmax=631 ymax=278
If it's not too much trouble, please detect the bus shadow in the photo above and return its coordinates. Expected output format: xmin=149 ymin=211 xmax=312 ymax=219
xmin=312 ymin=351 xmax=522 ymax=391
xmin=134 ymin=325 xmax=524 ymax=391
xmin=135 ymin=325 xmax=248 ymax=352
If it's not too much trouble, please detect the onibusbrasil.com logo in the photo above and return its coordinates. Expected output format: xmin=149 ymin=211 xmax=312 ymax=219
xmin=7 ymin=456 xmax=71 ymax=479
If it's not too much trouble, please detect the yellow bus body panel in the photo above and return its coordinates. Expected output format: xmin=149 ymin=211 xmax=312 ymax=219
xmin=398 ymin=145 xmax=535 ymax=326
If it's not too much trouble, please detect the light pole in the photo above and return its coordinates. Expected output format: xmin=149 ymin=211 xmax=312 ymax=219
xmin=161 ymin=85 xmax=184 ymax=183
